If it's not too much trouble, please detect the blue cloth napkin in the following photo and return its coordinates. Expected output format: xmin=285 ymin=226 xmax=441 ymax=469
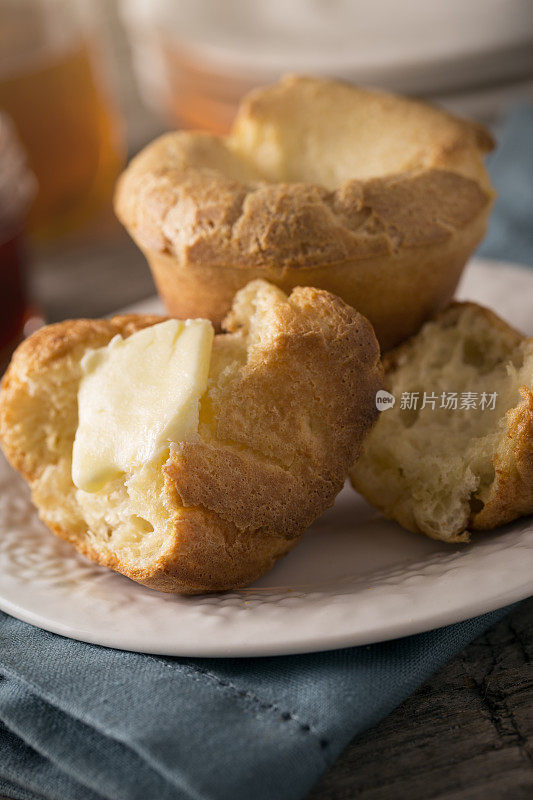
xmin=0 ymin=606 xmax=516 ymax=800
xmin=477 ymin=105 xmax=533 ymax=266
xmin=1 ymin=104 xmax=532 ymax=800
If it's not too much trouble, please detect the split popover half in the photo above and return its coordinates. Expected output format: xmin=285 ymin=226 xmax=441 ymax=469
xmin=115 ymin=75 xmax=495 ymax=350
xmin=0 ymin=281 xmax=383 ymax=593
xmin=350 ymin=303 xmax=533 ymax=543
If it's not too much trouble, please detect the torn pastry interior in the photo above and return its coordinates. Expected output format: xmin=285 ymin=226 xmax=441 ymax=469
xmin=350 ymin=303 xmax=533 ymax=542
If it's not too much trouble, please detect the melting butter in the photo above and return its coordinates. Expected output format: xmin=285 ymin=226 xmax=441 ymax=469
xmin=72 ymin=318 xmax=214 ymax=493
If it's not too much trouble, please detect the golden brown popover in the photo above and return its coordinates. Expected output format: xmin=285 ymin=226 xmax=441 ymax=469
xmin=0 ymin=280 xmax=383 ymax=593
xmin=115 ymin=75 xmax=495 ymax=350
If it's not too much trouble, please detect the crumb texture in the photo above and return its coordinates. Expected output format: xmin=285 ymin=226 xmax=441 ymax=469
xmin=350 ymin=303 xmax=533 ymax=542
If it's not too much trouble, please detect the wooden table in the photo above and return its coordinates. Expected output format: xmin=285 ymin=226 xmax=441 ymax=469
xmin=310 ymin=599 xmax=533 ymax=800
xmin=24 ymin=228 xmax=533 ymax=800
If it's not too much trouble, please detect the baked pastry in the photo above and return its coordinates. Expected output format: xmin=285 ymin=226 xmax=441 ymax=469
xmin=350 ymin=302 xmax=533 ymax=542
xmin=0 ymin=280 xmax=383 ymax=593
xmin=115 ymin=74 xmax=494 ymax=350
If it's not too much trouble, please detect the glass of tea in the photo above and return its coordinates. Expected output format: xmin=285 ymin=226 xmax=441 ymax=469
xmin=0 ymin=114 xmax=36 ymax=370
xmin=0 ymin=0 xmax=124 ymax=238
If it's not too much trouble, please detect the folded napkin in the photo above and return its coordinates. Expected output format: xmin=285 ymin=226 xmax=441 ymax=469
xmin=1 ymin=104 xmax=532 ymax=800
xmin=0 ymin=606 xmax=515 ymax=800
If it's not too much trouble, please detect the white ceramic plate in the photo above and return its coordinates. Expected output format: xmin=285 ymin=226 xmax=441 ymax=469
xmin=0 ymin=258 xmax=532 ymax=657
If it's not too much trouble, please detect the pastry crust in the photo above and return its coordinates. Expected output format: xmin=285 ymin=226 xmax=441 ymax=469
xmin=115 ymin=75 xmax=495 ymax=350
xmin=350 ymin=302 xmax=533 ymax=542
xmin=0 ymin=281 xmax=383 ymax=593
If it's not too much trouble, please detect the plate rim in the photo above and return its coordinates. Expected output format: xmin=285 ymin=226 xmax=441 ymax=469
xmin=0 ymin=569 xmax=531 ymax=658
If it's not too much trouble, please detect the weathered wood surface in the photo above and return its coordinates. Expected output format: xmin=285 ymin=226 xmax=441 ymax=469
xmin=30 ymin=231 xmax=533 ymax=800
xmin=309 ymin=599 xmax=533 ymax=800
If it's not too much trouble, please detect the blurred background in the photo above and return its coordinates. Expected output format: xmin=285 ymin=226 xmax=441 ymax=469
xmin=1 ymin=0 xmax=533 ymax=367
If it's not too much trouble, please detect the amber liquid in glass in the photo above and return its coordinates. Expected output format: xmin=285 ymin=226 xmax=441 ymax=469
xmin=0 ymin=225 xmax=27 ymax=370
xmin=0 ymin=41 xmax=124 ymax=237
xmin=158 ymin=36 xmax=252 ymax=135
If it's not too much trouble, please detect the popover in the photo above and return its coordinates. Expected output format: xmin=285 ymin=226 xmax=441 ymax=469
xmin=115 ymin=75 xmax=495 ymax=350
xmin=0 ymin=280 xmax=383 ymax=593
xmin=350 ymin=302 xmax=533 ymax=542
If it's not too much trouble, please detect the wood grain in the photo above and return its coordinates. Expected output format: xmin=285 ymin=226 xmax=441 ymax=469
xmin=308 ymin=599 xmax=533 ymax=799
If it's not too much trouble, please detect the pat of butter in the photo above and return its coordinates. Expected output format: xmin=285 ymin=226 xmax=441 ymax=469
xmin=72 ymin=319 xmax=214 ymax=493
